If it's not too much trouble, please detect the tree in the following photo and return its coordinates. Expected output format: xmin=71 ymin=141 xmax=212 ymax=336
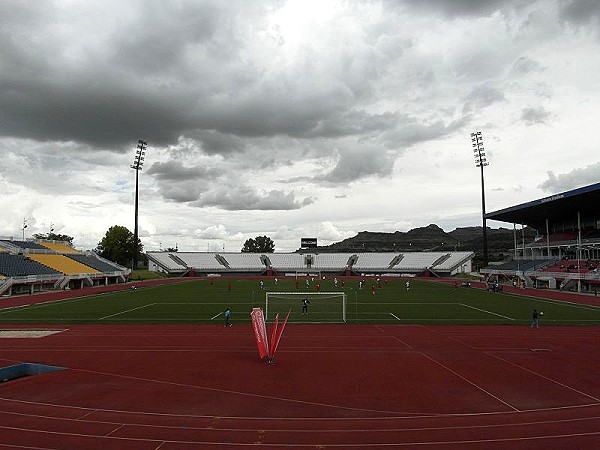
xmin=32 ymin=232 xmax=74 ymax=245
xmin=241 ymin=235 xmax=275 ymax=253
xmin=96 ymin=225 xmax=143 ymax=267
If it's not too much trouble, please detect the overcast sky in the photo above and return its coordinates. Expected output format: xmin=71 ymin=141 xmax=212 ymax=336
xmin=1 ymin=0 xmax=599 ymax=252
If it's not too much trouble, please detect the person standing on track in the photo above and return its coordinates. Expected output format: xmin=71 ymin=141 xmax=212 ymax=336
xmin=224 ymin=307 xmax=232 ymax=327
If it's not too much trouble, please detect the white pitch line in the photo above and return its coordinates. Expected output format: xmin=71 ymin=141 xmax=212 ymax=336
xmin=99 ymin=303 xmax=156 ymax=320
xmin=210 ymin=312 xmax=222 ymax=320
xmin=460 ymin=304 xmax=515 ymax=321
xmin=390 ymin=312 xmax=401 ymax=321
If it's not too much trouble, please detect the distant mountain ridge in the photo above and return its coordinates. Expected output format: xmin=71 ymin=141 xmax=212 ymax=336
xmin=308 ymin=224 xmax=536 ymax=263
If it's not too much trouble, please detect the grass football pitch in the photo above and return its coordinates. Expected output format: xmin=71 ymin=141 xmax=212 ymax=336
xmin=1 ymin=278 xmax=599 ymax=325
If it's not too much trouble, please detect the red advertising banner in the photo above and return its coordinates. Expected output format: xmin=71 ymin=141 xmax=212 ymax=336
xmin=270 ymin=309 xmax=291 ymax=360
xmin=268 ymin=314 xmax=279 ymax=357
xmin=250 ymin=308 xmax=269 ymax=359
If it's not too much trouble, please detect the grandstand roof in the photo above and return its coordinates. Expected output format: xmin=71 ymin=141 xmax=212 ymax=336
xmin=486 ymin=182 xmax=600 ymax=231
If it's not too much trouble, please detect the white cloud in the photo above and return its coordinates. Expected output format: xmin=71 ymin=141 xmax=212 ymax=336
xmin=1 ymin=0 xmax=599 ymax=251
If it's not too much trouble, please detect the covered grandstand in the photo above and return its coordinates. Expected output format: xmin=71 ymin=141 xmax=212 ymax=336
xmin=147 ymin=250 xmax=474 ymax=277
xmin=483 ymin=182 xmax=600 ymax=292
xmin=0 ymin=239 xmax=130 ymax=296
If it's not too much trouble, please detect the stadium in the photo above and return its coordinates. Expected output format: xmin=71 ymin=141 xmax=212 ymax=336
xmin=1 ymin=183 xmax=600 ymax=448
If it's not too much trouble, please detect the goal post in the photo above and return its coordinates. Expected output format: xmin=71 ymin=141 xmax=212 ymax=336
xmin=265 ymin=292 xmax=346 ymax=323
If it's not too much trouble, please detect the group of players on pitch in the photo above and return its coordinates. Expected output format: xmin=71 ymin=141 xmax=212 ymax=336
xmin=222 ymin=277 xmax=544 ymax=328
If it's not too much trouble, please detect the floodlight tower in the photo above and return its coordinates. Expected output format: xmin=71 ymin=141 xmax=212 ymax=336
xmin=471 ymin=131 xmax=489 ymax=268
xmin=22 ymin=218 xmax=27 ymax=241
xmin=131 ymin=139 xmax=147 ymax=270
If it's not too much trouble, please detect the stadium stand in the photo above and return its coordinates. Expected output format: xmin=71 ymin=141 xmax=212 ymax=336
xmin=147 ymin=252 xmax=187 ymax=272
xmin=0 ymin=254 xmax=62 ymax=277
xmin=147 ymin=251 xmax=474 ymax=276
xmin=266 ymin=253 xmax=307 ymax=271
xmin=1 ymin=240 xmax=49 ymax=251
xmin=541 ymin=259 xmax=596 ymax=274
xmin=220 ymin=253 xmax=265 ymax=270
xmin=0 ymin=238 xmax=130 ymax=297
xmin=39 ymin=241 xmax=81 ymax=254
xmin=393 ymin=252 xmax=446 ymax=270
xmin=67 ymin=254 xmax=126 ymax=273
xmin=312 ymin=253 xmax=354 ymax=270
xmin=353 ymin=253 xmax=398 ymax=270
xmin=430 ymin=252 xmax=474 ymax=271
xmin=174 ymin=253 xmax=225 ymax=270
xmin=28 ymin=254 xmax=99 ymax=275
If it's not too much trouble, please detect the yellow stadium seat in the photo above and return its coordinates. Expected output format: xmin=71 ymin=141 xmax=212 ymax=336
xmin=28 ymin=254 xmax=99 ymax=275
xmin=39 ymin=242 xmax=81 ymax=254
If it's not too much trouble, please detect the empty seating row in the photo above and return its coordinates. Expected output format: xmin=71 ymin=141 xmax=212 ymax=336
xmin=353 ymin=253 xmax=397 ymax=269
xmin=221 ymin=253 xmax=265 ymax=270
xmin=0 ymin=254 xmax=61 ymax=277
xmin=147 ymin=252 xmax=187 ymax=270
xmin=0 ymin=240 xmax=49 ymax=251
xmin=312 ymin=253 xmax=353 ymax=269
xmin=266 ymin=254 xmax=306 ymax=270
xmin=175 ymin=253 xmax=224 ymax=270
xmin=39 ymin=242 xmax=81 ymax=254
xmin=68 ymin=254 xmax=125 ymax=272
xmin=28 ymin=254 xmax=99 ymax=275
xmin=431 ymin=252 xmax=473 ymax=270
xmin=394 ymin=252 xmax=445 ymax=270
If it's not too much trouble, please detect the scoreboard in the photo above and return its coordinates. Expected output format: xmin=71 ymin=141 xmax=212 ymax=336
xmin=300 ymin=238 xmax=317 ymax=248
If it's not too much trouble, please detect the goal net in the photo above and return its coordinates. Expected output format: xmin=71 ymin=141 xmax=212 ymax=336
xmin=265 ymin=292 xmax=346 ymax=324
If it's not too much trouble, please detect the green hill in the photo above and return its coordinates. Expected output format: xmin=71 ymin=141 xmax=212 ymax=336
xmin=308 ymin=224 xmax=536 ymax=264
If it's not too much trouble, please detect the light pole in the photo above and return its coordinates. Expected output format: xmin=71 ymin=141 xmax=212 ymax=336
xmin=471 ymin=131 xmax=489 ymax=267
xmin=131 ymin=139 xmax=147 ymax=271
xmin=22 ymin=218 xmax=27 ymax=241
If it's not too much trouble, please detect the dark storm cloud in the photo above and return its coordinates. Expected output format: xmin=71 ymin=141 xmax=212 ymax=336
xmin=462 ymin=85 xmax=506 ymax=114
xmin=511 ymin=56 xmax=544 ymax=75
xmin=559 ymin=0 xmax=600 ymax=23
xmin=397 ymin=0 xmax=519 ymax=17
xmin=382 ymin=115 xmax=470 ymax=149
xmin=108 ymin=2 xmax=223 ymax=76
xmin=317 ymin=147 xmax=397 ymax=183
xmin=193 ymin=130 xmax=246 ymax=155
xmin=311 ymin=110 xmax=399 ymax=138
xmin=521 ymin=106 xmax=551 ymax=125
xmin=192 ymin=185 xmax=305 ymax=210
xmin=539 ymin=163 xmax=600 ymax=192
xmin=1 ymin=1 xmax=343 ymax=148
xmin=146 ymin=161 xmax=222 ymax=181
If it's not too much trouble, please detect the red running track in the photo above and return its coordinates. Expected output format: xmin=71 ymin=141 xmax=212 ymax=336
xmin=0 ymin=323 xmax=599 ymax=449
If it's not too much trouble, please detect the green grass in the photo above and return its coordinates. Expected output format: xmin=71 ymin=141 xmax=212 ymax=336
xmin=1 ymin=277 xmax=599 ymax=325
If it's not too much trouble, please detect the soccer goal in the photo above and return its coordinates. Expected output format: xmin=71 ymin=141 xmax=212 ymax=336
xmin=265 ymin=292 xmax=346 ymax=323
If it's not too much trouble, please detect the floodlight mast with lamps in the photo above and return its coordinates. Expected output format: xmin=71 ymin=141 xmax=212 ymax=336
xmin=130 ymin=139 xmax=147 ymax=271
xmin=22 ymin=218 xmax=27 ymax=241
xmin=471 ymin=131 xmax=489 ymax=268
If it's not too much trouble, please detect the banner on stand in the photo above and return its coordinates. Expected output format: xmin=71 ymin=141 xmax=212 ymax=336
xmin=250 ymin=308 xmax=269 ymax=359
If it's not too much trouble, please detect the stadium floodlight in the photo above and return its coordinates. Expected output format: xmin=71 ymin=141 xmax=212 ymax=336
xmin=130 ymin=139 xmax=147 ymax=271
xmin=471 ymin=131 xmax=489 ymax=268
xmin=22 ymin=218 xmax=27 ymax=240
